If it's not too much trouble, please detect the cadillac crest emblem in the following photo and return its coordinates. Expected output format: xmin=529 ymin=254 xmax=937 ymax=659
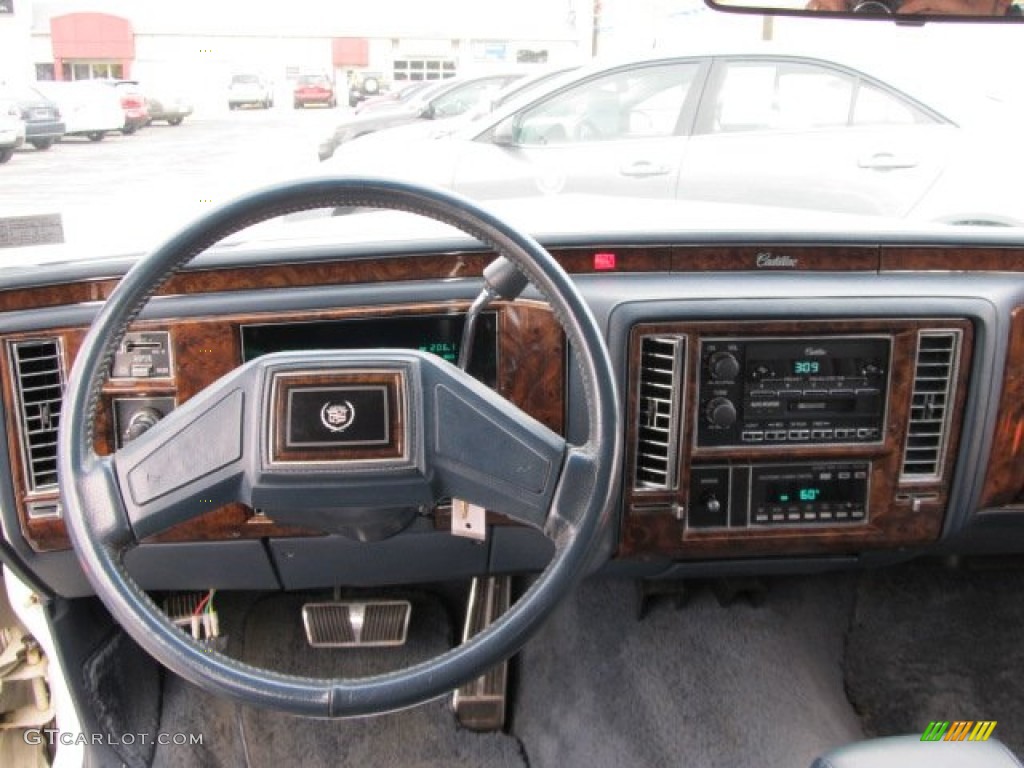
xmin=320 ymin=400 xmax=355 ymax=432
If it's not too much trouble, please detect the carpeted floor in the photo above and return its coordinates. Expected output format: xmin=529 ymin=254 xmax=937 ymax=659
xmin=844 ymin=562 xmax=1024 ymax=757
xmin=513 ymin=575 xmax=864 ymax=768
xmin=152 ymin=590 xmax=527 ymax=768
xmin=149 ymin=563 xmax=1024 ymax=768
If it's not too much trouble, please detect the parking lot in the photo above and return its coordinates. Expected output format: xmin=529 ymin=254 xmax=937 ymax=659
xmin=2 ymin=105 xmax=348 ymax=253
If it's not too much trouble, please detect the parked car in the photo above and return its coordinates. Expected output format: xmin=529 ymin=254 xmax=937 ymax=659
xmin=293 ymin=74 xmax=336 ymax=109
xmin=106 ymin=80 xmax=149 ymax=134
xmin=342 ymin=67 xmax=581 ymax=147
xmin=348 ymin=70 xmax=388 ymax=107
xmin=354 ymin=80 xmax=434 ymax=114
xmin=0 ymin=84 xmax=64 ymax=150
xmin=228 ymin=74 xmax=274 ymax=110
xmin=0 ymin=98 xmax=25 ymax=163
xmin=144 ymin=85 xmax=193 ymax=125
xmin=318 ymin=72 xmax=527 ymax=160
xmin=326 ymin=52 xmax=1024 ymax=227
xmin=32 ymin=80 xmax=123 ymax=142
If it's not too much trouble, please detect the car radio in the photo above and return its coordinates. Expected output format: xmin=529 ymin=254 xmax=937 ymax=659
xmin=696 ymin=336 xmax=891 ymax=448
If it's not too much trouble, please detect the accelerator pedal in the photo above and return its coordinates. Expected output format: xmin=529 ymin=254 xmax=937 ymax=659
xmin=452 ymin=576 xmax=512 ymax=731
xmin=301 ymin=600 xmax=411 ymax=648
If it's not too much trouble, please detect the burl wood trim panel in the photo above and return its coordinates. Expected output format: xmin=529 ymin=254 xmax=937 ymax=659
xmin=881 ymin=247 xmax=1024 ymax=272
xmin=3 ymin=301 xmax=563 ymax=551
xmin=269 ymin=370 xmax=406 ymax=464
xmin=673 ymin=245 xmax=879 ymax=272
xmin=620 ymin=318 xmax=973 ymax=560
xmin=0 ymin=244 xmax=895 ymax=317
xmin=980 ymin=306 xmax=1024 ymax=507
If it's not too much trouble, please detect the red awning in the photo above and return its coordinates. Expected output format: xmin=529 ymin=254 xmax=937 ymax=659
xmin=51 ymin=13 xmax=135 ymax=59
xmin=332 ymin=38 xmax=369 ymax=68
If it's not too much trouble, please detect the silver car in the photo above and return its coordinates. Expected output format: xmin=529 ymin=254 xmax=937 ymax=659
xmin=0 ymin=98 xmax=26 ymax=163
xmin=326 ymin=53 xmax=1019 ymax=226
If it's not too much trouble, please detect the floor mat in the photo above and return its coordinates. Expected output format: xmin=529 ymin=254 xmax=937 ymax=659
xmin=235 ymin=591 xmax=526 ymax=768
xmin=513 ymin=575 xmax=864 ymax=768
xmin=844 ymin=562 xmax=1024 ymax=756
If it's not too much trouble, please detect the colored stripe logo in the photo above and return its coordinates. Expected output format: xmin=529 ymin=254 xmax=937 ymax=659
xmin=921 ymin=721 xmax=997 ymax=742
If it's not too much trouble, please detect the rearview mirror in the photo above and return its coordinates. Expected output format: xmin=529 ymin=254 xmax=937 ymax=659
xmin=706 ymin=0 xmax=1023 ymax=19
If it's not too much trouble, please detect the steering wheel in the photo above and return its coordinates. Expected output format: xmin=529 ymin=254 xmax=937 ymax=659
xmin=58 ymin=177 xmax=621 ymax=717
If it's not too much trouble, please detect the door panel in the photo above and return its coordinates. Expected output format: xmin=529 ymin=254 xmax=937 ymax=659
xmin=454 ymin=61 xmax=705 ymax=201
xmin=681 ymin=59 xmax=953 ymax=218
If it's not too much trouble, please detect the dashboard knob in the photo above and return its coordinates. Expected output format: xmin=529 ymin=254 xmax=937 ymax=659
xmin=702 ymin=494 xmax=722 ymax=515
xmin=708 ymin=351 xmax=741 ymax=380
xmin=705 ymin=397 xmax=737 ymax=428
xmin=124 ymin=407 xmax=162 ymax=443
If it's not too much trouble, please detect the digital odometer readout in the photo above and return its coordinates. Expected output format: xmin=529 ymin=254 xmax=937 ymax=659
xmin=240 ymin=313 xmax=498 ymax=386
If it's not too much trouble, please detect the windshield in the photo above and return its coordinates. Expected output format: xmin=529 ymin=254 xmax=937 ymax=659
xmin=2 ymin=0 xmax=1023 ymax=261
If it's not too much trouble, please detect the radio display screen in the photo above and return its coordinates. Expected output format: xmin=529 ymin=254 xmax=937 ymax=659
xmin=240 ymin=312 xmax=498 ymax=387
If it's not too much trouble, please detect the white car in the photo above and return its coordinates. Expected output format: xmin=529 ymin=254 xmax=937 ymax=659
xmin=33 ymin=81 xmax=124 ymax=142
xmin=228 ymin=74 xmax=274 ymax=110
xmin=0 ymin=98 xmax=26 ymax=163
xmin=326 ymin=52 xmax=1023 ymax=227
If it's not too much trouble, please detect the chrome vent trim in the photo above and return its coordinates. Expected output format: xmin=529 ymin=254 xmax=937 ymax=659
xmin=901 ymin=330 xmax=961 ymax=482
xmin=634 ymin=334 xmax=685 ymax=491
xmin=9 ymin=339 xmax=65 ymax=492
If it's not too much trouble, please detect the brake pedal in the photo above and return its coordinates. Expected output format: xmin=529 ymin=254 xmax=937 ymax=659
xmin=452 ymin=576 xmax=512 ymax=731
xmin=301 ymin=600 xmax=411 ymax=648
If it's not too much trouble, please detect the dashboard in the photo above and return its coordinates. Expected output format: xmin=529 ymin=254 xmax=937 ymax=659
xmin=2 ymin=236 xmax=1024 ymax=596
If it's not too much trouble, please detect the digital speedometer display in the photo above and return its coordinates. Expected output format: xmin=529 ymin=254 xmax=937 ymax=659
xmin=240 ymin=312 xmax=498 ymax=387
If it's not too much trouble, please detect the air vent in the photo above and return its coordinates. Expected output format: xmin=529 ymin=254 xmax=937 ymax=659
xmin=901 ymin=330 xmax=961 ymax=482
xmin=9 ymin=339 xmax=65 ymax=492
xmin=634 ymin=334 xmax=685 ymax=490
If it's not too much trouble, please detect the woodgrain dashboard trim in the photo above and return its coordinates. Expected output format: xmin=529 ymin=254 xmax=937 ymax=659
xmin=620 ymin=318 xmax=974 ymax=560
xmin=1 ymin=300 xmax=564 ymax=551
xmin=979 ymin=305 xmax=1024 ymax=508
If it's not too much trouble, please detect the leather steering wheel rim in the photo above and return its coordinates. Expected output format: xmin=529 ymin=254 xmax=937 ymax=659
xmin=58 ymin=176 xmax=621 ymax=717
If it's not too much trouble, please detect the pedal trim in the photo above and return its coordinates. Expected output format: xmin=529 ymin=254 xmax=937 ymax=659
xmin=302 ymin=600 xmax=411 ymax=648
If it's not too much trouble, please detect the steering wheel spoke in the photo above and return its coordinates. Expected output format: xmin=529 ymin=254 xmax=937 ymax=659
xmin=425 ymin=365 xmax=566 ymax=533
xmin=113 ymin=381 xmax=249 ymax=541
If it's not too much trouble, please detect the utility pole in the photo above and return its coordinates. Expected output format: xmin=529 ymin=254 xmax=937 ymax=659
xmin=592 ymin=0 xmax=602 ymax=56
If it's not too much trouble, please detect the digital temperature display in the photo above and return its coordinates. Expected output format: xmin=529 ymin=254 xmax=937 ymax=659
xmin=772 ymin=487 xmax=822 ymax=503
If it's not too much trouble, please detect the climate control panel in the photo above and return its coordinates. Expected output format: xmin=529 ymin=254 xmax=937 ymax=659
xmin=688 ymin=461 xmax=870 ymax=530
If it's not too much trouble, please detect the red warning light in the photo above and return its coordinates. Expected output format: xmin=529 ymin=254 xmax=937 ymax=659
xmin=593 ymin=252 xmax=617 ymax=271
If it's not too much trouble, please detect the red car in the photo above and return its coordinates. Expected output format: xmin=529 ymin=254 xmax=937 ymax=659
xmin=108 ymin=80 xmax=149 ymax=134
xmin=293 ymin=74 xmax=336 ymax=109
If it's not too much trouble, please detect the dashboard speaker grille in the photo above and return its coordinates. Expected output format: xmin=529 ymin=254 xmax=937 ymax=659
xmin=901 ymin=330 xmax=961 ymax=482
xmin=9 ymin=339 xmax=65 ymax=492
xmin=634 ymin=334 xmax=685 ymax=490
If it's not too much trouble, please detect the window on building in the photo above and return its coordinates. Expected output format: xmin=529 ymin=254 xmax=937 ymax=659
xmin=35 ymin=64 xmax=56 ymax=81
xmin=393 ymin=59 xmax=456 ymax=82
xmin=62 ymin=61 xmax=125 ymax=81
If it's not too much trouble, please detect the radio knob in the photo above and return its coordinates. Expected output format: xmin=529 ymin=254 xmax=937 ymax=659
xmin=708 ymin=351 xmax=740 ymax=380
xmin=705 ymin=397 xmax=737 ymax=428
xmin=124 ymin=407 xmax=162 ymax=443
